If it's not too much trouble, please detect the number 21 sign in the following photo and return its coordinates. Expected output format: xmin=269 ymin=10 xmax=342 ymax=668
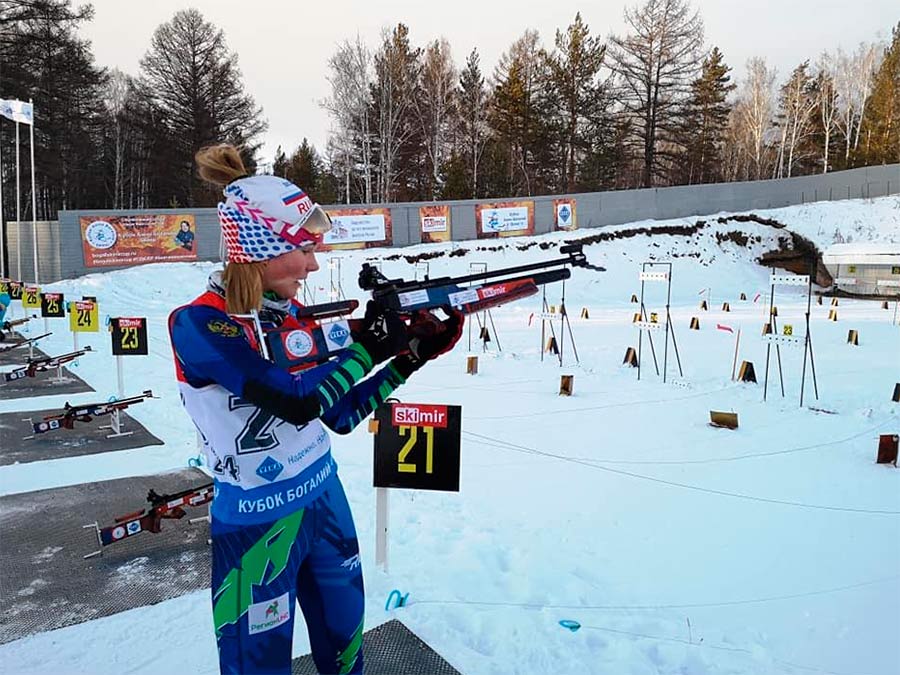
xmin=373 ymin=402 xmax=461 ymax=492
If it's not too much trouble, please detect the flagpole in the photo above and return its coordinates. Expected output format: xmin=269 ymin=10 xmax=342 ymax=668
xmin=29 ymin=99 xmax=38 ymax=285
xmin=0 ymin=120 xmax=5 ymax=278
xmin=15 ymin=120 xmax=21 ymax=280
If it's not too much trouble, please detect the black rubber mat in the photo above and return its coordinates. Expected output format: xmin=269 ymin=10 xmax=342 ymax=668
xmin=0 ymin=468 xmax=211 ymax=644
xmin=291 ymin=619 xmax=462 ymax=675
xmin=0 ymin=363 xmax=94 ymax=399
xmin=0 ymin=334 xmax=48 ymax=367
xmin=0 ymin=406 xmax=164 ymax=466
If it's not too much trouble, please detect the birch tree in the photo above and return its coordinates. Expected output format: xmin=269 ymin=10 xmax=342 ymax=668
xmin=372 ymin=23 xmax=420 ymax=202
xmin=833 ymin=42 xmax=882 ymax=164
xmin=738 ymin=57 xmax=777 ymax=179
xmin=414 ymin=38 xmax=456 ymax=199
xmin=323 ymin=36 xmax=373 ymax=203
xmin=813 ymin=53 xmax=841 ymax=173
xmin=104 ymin=69 xmax=130 ymax=208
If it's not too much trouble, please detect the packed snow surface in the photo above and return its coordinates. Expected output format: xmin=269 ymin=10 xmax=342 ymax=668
xmin=1 ymin=196 xmax=898 ymax=675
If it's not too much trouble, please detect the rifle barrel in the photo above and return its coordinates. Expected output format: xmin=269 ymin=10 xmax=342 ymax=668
xmin=367 ymin=248 xmax=585 ymax=294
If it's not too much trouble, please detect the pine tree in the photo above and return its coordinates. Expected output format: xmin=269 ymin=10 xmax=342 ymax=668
xmin=456 ymin=49 xmax=489 ymax=198
xmin=272 ymin=146 xmax=288 ymax=178
xmin=773 ymin=61 xmax=816 ymax=177
xmin=439 ymin=151 xmax=470 ymax=200
xmin=543 ymin=13 xmax=609 ymax=193
xmin=0 ymin=0 xmax=107 ymax=222
xmin=286 ymin=139 xmax=320 ymax=198
xmin=675 ymin=46 xmax=735 ymax=184
xmin=139 ymin=9 xmax=266 ymax=207
xmin=859 ymin=23 xmax=900 ymax=165
xmin=489 ymin=30 xmax=547 ymax=196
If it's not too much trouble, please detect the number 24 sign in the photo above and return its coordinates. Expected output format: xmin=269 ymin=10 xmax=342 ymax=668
xmin=373 ymin=402 xmax=461 ymax=492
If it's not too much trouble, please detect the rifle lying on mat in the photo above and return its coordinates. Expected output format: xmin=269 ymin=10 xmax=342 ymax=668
xmin=359 ymin=243 xmax=603 ymax=315
xmin=83 ymin=481 xmax=214 ymax=558
xmin=0 ymin=315 xmax=38 ymax=340
xmin=0 ymin=331 xmax=51 ymax=353
xmin=3 ymin=346 xmax=92 ymax=382
xmin=26 ymin=390 xmax=155 ymax=437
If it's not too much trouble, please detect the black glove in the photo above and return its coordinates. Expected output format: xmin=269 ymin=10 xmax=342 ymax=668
xmin=392 ymin=308 xmax=464 ymax=378
xmin=353 ymin=301 xmax=409 ymax=365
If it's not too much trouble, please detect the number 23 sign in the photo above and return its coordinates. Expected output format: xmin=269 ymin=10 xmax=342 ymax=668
xmin=110 ymin=317 xmax=148 ymax=355
xmin=373 ymin=402 xmax=461 ymax=492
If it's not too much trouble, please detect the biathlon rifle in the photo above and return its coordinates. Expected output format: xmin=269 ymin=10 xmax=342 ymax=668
xmin=3 ymin=315 xmax=37 ymax=330
xmin=83 ymin=481 xmax=215 ymax=558
xmin=0 ymin=315 xmax=38 ymax=339
xmin=359 ymin=243 xmax=603 ymax=316
xmin=0 ymin=331 xmax=51 ymax=353
xmin=263 ymin=248 xmax=603 ymax=368
xmin=3 ymin=346 xmax=92 ymax=382
xmin=28 ymin=390 xmax=155 ymax=436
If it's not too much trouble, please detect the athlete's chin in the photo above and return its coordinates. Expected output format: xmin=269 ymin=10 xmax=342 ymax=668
xmin=270 ymin=281 xmax=301 ymax=299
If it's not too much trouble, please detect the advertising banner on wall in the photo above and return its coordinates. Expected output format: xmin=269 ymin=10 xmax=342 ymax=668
xmin=554 ymin=199 xmax=577 ymax=231
xmin=322 ymin=208 xmax=392 ymax=250
xmin=419 ymin=205 xmax=451 ymax=243
xmin=80 ymin=214 xmax=198 ymax=267
xmin=475 ymin=201 xmax=534 ymax=238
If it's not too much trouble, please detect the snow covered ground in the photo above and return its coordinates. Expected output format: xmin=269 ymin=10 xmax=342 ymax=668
xmin=0 ymin=196 xmax=898 ymax=675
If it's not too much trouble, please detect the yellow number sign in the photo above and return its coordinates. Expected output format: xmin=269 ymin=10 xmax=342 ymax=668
xmin=783 ymin=324 xmax=793 ymax=336
xmin=397 ymin=425 xmax=435 ymax=474
xmin=69 ymin=301 xmax=99 ymax=333
xmin=22 ymin=286 xmax=41 ymax=309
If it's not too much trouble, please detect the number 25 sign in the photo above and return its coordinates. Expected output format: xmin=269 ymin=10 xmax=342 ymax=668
xmin=373 ymin=402 xmax=461 ymax=492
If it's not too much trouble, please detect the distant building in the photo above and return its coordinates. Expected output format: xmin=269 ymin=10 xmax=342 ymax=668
xmin=822 ymin=243 xmax=900 ymax=296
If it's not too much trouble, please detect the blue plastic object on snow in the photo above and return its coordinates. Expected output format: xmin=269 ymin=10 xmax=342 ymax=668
xmin=559 ymin=619 xmax=581 ymax=632
xmin=385 ymin=590 xmax=409 ymax=611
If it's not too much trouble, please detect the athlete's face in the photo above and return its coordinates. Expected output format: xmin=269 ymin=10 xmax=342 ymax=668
xmin=262 ymin=246 xmax=319 ymax=299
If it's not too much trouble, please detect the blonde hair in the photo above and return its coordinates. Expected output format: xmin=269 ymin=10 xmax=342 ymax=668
xmin=196 ymin=143 xmax=263 ymax=313
xmin=222 ymin=261 xmax=267 ymax=314
xmin=195 ymin=143 xmax=247 ymax=187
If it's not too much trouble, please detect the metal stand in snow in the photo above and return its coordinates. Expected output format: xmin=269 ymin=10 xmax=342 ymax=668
xmin=635 ymin=262 xmax=683 ymax=383
xmin=328 ymin=256 xmax=347 ymax=304
xmin=762 ymin=268 xmax=819 ymax=407
xmin=466 ymin=262 xmax=501 ymax=353
xmin=539 ymin=283 xmax=579 ymax=366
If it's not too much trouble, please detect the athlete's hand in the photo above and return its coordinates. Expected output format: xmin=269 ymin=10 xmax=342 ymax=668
xmin=392 ymin=307 xmax=464 ymax=378
xmin=353 ymin=301 xmax=409 ymax=364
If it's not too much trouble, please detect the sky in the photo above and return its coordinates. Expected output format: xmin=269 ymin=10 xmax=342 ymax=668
xmin=78 ymin=0 xmax=897 ymax=168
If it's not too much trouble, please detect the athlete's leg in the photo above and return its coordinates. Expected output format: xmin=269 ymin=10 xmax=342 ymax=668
xmin=296 ymin=478 xmax=365 ymax=674
xmin=211 ymin=510 xmax=308 ymax=675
